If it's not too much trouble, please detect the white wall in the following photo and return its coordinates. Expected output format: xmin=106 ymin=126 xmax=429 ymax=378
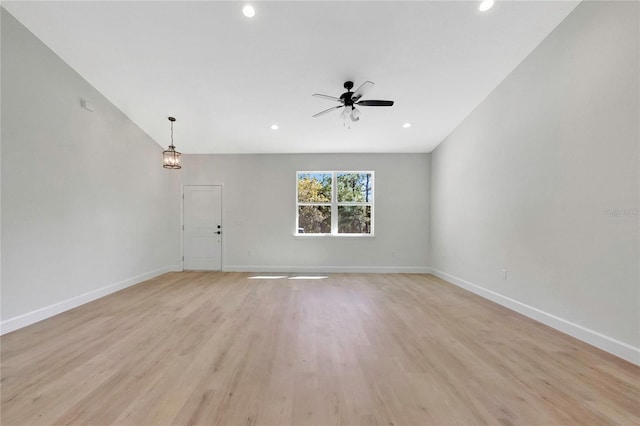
xmin=182 ymin=153 xmax=430 ymax=272
xmin=430 ymin=1 xmax=639 ymax=363
xmin=1 ymin=9 xmax=182 ymax=332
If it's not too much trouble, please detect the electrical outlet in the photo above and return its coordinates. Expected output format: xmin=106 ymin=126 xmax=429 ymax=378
xmin=391 ymin=251 xmax=397 ymax=258
xmin=501 ymin=269 xmax=508 ymax=280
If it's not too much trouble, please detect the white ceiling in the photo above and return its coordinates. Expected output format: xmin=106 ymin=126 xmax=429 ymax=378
xmin=3 ymin=1 xmax=579 ymax=154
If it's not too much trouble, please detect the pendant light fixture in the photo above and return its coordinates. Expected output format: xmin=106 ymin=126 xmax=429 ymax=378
xmin=163 ymin=116 xmax=181 ymax=169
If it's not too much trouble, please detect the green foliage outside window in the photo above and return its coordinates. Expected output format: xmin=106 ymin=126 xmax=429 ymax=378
xmin=297 ymin=172 xmax=373 ymax=235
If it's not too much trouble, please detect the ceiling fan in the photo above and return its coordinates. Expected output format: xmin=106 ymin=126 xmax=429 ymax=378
xmin=312 ymin=81 xmax=394 ymax=122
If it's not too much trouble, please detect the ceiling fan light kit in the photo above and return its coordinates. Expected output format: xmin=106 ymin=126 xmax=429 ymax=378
xmin=312 ymin=80 xmax=394 ymax=125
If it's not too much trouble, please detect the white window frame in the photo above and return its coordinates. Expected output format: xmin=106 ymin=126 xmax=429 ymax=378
xmin=295 ymin=171 xmax=374 ymax=237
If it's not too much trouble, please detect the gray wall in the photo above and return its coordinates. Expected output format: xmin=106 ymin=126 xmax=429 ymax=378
xmin=1 ymin=10 xmax=182 ymax=329
xmin=430 ymin=1 xmax=639 ymax=361
xmin=182 ymin=153 xmax=430 ymax=272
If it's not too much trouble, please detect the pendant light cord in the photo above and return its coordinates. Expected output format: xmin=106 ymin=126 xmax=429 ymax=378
xmin=170 ymin=120 xmax=174 ymax=148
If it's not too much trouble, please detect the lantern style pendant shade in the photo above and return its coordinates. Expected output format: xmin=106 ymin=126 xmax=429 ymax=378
xmin=163 ymin=116 xmax=182 ymax=169
xmin=163 ymin=146 xmax=181 ymax=169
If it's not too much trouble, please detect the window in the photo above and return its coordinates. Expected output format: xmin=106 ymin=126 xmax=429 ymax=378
xmin=296 ymin=171 xmax=373 ymax=236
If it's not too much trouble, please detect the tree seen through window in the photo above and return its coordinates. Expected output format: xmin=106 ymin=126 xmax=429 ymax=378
xmin=296 ymin=171 xmax=373 ymax=235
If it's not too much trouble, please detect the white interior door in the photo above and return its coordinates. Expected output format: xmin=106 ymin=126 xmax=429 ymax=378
xmin=183 ymin=185 xmax=222 ymax=270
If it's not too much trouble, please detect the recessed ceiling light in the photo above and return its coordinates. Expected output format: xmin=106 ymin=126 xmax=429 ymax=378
xmin=403 ymin=123 xmax=412 ymax=128
xmin=271 ymin=124 xmax=279 ymax=130
xmin=479 ymin=0 xmax=494 ymax=12
xmin=242 ymin=5 xmax=255 ymax=18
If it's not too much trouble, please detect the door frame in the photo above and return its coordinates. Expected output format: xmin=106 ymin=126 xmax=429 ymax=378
xmin=181 ymin=184 xmax=224 ymax=271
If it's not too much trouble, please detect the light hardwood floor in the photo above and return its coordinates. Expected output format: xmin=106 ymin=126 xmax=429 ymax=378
xmin=1 ymin=272 xmax=638 ymax=425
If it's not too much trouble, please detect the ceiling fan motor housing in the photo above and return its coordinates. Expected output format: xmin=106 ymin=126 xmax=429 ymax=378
xmin=340 ymin=93 xmax=354 ymax=105
xmin=341 ymin=81 xmax=355 ymax=105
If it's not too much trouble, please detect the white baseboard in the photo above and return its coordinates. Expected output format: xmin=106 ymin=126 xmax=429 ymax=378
xmin=0 ymin=265 xmax=177 ymax=335
xmin=223 ymin=265 xmax=432 ymax=274
xmin=169 ymin=264 xmax=183 ymax=272
xmin=429 ymin=268 xmax=640 ymax=366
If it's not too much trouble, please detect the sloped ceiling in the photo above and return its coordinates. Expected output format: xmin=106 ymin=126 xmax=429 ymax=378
xmin=3 ymin=1 xmax=579 ymax=153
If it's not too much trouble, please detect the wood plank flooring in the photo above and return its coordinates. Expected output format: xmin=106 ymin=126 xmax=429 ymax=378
xmin=1 ymin=272 xmax=638 ymax=425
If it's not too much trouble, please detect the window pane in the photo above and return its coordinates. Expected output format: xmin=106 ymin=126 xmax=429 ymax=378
xmin=298 ymin=206 xmax=331 ymax=234
xmin=297 ymin=173 xmax=332 ymax=203
xmin=337 ymin=173 xmax=372 ymax=203
xmin=338 ymin=205 xmax=372 ymax=234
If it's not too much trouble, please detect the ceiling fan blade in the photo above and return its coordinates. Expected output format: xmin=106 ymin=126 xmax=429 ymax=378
xmin=313 ymin=105 xmax=343 ymax=117
xmin=351 ymin=81 xmax=374 ymax=102
xmin=313 ymin=94 xmax=343 ymax=103
xmin=356 ymin=100 xmax=394 ymax=107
